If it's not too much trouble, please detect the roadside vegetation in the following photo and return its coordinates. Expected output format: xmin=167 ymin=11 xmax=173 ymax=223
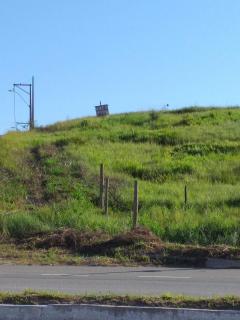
xmin=2 ymin=227 xmax=237 ymax=266
xmin=0 ymin=106 xmax=240 ymax=251
xmin=1 ymin=290 xmax=240 ymax=309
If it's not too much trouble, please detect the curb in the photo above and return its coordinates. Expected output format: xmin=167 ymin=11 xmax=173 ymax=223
xmin=0 ymin=304 xmax=240 ymax=320
xmin=163 ymin=256 xmax=240 ymax=268
xmin=206 ymin=258 xmax=240 ymax=269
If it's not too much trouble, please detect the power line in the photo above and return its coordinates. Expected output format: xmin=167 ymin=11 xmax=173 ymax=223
xmin=14 ymin=89 xmax=29 ymax=106
xmin=13 ymin=87 xmax=16 ymax=129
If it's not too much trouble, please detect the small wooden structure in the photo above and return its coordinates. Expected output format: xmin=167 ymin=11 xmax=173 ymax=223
xmin=95 ymin=101 xmax=109 ymax=117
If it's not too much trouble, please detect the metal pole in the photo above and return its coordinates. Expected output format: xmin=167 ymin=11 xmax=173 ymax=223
xmin=132 ymin=180 xmax=139 ymax=229
xmin=11 ymin=80 xmax=33 ymax=131
xmin=29 ymin=83 xmax=32 ymax=130
xmin=100 ymin=164 xmax=104 ymax=210
xmin=31 ymin=76 xmax=35 ymax=129
xmin=104 ymin=177 xmax=109 ymax=215
xmin=184 ymin=185 xmax=187 ymax=207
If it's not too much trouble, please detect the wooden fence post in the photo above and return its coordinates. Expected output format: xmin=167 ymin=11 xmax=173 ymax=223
xmin=104 ymin=177 xmax=109 ymax=215
xmin=184 ymin=185 xmax=187 ymax=207
xmin=132 ymin=180 xmax=139 ymax=229
xmin=100 ymin=164 xmax=104 ymax=210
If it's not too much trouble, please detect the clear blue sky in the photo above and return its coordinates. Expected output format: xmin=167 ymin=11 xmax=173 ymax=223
xmin=1 ymin=0 xmax=240 ymax=133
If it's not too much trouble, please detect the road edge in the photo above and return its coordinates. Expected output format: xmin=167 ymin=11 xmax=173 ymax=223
xmin=206 ymin=258 xmax=240 ymax=268
xmin=0 ymin=304 xmax=240 ymax=320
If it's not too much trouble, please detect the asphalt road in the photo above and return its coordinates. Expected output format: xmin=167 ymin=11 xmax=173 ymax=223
xmin=0 ymin=265 xmax=239 ymax=296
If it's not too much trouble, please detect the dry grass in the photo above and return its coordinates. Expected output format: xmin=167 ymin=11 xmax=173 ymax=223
xmin=0 ymin=227 xmax=238 ymax=266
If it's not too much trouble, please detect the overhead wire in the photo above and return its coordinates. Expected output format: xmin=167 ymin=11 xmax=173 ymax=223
xmin=13 ymin=87 xmax=30 ymax=130
xmin=14 ymin=89 xmax=29 ymax=106
xmin=13 ymin=87 xmax=17 ymax=130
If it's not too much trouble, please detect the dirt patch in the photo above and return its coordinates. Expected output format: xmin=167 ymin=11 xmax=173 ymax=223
xmin=24 ymin=229 xmax=110 ymax=251
xmin=23 ymin=144 xmax=76 ymax=206
xmin=23 ymin=145 xmax=56 ymax=206
xmin=0 ymin=167 xmax=15 ymax=181
xmin=19 ymin=227 xmax=240 ymax=266
xmin=78 ymin=227 xmax=160 ymax=256
xmin=21 ymin=227 xmax=161 ymax=263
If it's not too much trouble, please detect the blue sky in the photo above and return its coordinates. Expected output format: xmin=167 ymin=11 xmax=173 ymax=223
xmin=1 ymin=0 xmax=240 ymax=133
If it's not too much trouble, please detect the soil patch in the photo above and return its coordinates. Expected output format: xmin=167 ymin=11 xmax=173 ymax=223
xmin=23 ymin=229 xmax=110 ymax=251
xmin=23 ymin=145 xmax=56 ymax=206
xmin=19 ymin=227 xmax=240 ymax=266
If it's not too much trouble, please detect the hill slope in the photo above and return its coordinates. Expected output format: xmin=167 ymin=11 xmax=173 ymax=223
xmin=0 ymin=107 xmax=240 ymax=246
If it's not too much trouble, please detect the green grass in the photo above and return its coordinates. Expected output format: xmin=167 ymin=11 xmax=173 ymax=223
xmin=0 ymin=290 xmax=240 ymax=309
xmin=0 ymin=106 xmax=240 ymax=246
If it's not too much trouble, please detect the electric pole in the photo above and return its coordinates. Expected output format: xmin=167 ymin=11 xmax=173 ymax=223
xmin=31 ymin=76 xmax=35 ymax=130
xmin=11 ymin=76 xmax=35 ymax=130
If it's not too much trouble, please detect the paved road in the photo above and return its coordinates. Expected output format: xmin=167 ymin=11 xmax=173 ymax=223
xmin=0 ymin=265 xmax=239 ymax=296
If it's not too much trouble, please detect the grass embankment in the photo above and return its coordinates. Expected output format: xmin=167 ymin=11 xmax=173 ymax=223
xmin=0 ymin=290 xmax=240 ymax=310
xmin=0 ymin=106 xmax=240 ymax=252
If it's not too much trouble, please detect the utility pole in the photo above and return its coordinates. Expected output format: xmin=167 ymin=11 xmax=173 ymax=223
xmin=12 ymin=76 xmax=35 ymax=130
xmin=31 ymin=76 xmax=35 ymax=129
xmin=29 ymin=81 xmax=32 ymax=129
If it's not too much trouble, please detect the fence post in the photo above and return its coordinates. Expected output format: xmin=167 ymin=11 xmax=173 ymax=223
xmin=100 ymin=164 xmax=104 ymax=210
xmin=184 ymin=185 xmax=187 ymax=207
xmin=132 ymin=180 xmax=139 ymax=229
xmin=104 ymin=177 xmax=109 ymax=215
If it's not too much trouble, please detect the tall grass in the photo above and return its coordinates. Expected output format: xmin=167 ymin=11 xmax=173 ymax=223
xmin=0 ymin=107 xmax=240 ymax=245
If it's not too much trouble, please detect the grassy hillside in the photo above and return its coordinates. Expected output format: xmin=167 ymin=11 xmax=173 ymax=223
xmin=1 ymin=106 xmax=240 ymax=246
